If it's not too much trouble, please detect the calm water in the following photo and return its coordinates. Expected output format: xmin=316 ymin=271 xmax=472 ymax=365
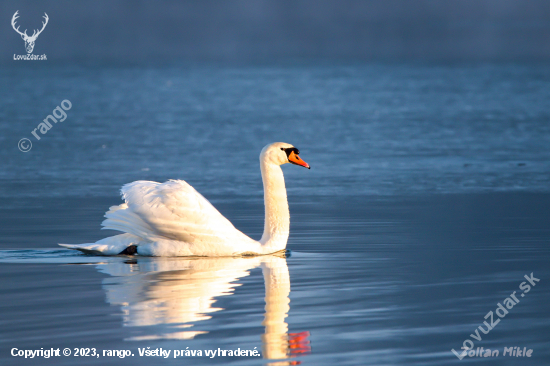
xmin=1 ymin=64 xmax=549 ymax=365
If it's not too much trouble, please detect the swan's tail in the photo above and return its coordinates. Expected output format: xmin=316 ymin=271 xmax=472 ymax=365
xmin=59 ymin=233 xmax=143 ymax=255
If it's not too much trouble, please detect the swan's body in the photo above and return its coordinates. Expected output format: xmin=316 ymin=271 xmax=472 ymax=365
xmin=60 ymin=142 xmax=309 ymax=256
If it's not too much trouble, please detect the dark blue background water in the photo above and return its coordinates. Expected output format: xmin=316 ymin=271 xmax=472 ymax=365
xmin=3 ymin=64 xmax=550 ymax=198
xmin=1 ymin=64 xmax=549 ymax=365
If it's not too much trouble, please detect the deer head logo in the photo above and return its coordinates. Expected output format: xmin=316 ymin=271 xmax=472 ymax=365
xmin=11 ymin=11 xmax=49 ymax=54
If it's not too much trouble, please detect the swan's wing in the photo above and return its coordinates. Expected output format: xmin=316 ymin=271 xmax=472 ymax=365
xmin=102 ymin=180 xmax=242 ymax=244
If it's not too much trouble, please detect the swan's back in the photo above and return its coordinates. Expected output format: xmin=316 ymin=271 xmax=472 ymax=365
xmin=103 ymin=180 xmax=247 ymax=245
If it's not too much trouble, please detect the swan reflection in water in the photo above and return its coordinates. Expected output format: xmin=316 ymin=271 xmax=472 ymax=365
xmin=94 ymin=255 xmax=310 ymax=362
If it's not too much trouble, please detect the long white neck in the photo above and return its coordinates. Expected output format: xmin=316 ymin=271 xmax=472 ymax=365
xmin=259 ymin=160 xmax=289 ymax=252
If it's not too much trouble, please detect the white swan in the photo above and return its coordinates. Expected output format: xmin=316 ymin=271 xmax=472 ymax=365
xmin=59 ymin=142 xmax=310 ymax=256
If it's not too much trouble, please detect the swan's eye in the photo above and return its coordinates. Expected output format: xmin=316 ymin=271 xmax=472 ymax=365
xmin=280 ymin=147 xmax=284 ymax=151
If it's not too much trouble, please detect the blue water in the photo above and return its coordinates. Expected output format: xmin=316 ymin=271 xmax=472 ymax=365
xmin=1 ymin=64 xmax=549 ymax=365
xmin=2 ymin=64 xmax=550 ymax=198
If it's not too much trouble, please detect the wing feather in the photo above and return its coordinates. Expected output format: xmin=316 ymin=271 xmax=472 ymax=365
xmin=102 ymin=180 xmax=241 ymax=244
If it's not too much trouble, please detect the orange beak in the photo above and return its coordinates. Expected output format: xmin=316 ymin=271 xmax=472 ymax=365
xmin=288 ymin=151 xmax=310 ymax=169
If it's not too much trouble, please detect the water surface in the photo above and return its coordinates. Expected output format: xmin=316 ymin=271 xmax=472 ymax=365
xmin=1 ymin=64 xmax=549 ymax=365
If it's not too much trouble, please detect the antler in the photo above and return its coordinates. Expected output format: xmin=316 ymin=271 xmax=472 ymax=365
xmin=11 ymin=10 xmax=28 ymax=37
xmin=11 ymin=11 xmax=49 ymax=40
xmin=29 ymin=13 xmax=49 ymax=39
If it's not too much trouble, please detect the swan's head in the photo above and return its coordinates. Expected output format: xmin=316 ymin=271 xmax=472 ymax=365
xmin=261 ymin=142 xmax=310 ymax=169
